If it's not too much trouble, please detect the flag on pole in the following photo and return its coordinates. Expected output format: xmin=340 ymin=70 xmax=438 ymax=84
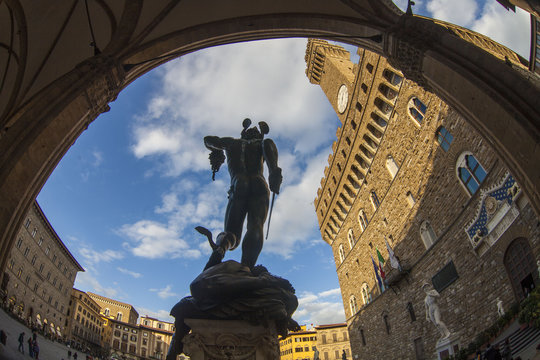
xmin=376 ymin=247 xmax=386 ymax=281
xmin=376 ymin=247 xmax=385 ymax=265
xmin=385 ymin=237 xmax=401 ymax=271
xmin=371 ymin=255 xmax=383 ymax=291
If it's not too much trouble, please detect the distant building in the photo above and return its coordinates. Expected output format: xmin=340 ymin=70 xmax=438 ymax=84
xmin=88 ymin=291 xmax=139 ymax=325
xmin=107 ymin=318 xmax=141 ymax=359
xmin=139 ymin=316 xmax=175 ymax=359
xmin=314 ymin=323 xmax=351 ymax=360
xmin=1 ymin=201 xmax=84 ymax=339
xmin=66 ymin=288 xmax=104 ymax=353
xmin=306 ymin=37 xmax=539 ymax=359
xmin=103 ymin=314 xmax=176 ymax=360
xmin=279 ymin=325 xmax=317 ymax=360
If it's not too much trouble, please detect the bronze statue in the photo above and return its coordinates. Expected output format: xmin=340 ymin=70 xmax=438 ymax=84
xmin=166 ymin=121 xmax=298 ymax=360
xmin=204 ymin=119 xmax=282 ymax=269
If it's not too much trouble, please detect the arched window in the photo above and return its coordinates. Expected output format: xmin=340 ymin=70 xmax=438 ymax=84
xmin=457 ymin=152 xmax=487 ymax=195
xmin=339 ymin=245 xmax=345 ymax=263
xmin=408 ymin=97 xmax=427 ymax=124
xmin=348 ymin=229 xmax=355 ymax=249
xmin=361 ymin=283 xmax=371 ymax=305
xmin=350 ymin=295 xmax=358 ymax=316
xmin=386 ymin=155 xmax=398 ymax=178
xmin=358 ymin=210 xmax=368 ymax=231
xmin=116 ymin=312 xmax=122 ymax=322
xmin=104 ymin=308 xmax=110 ymax=316
xmin=436 ymin=126 xmax=453 ymax=152
xmin=371 ymin=191 xmax=380 ymax=210
xmin=420 ymin=221 xmax=437 ymax=249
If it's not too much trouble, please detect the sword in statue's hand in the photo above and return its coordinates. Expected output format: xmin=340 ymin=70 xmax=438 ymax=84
xmin=266 ymin=192 xmax=276 ymax=240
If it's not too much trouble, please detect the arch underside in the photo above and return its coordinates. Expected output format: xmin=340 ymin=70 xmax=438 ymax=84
xmin=0 ymin=0 xmax=538 ymax=274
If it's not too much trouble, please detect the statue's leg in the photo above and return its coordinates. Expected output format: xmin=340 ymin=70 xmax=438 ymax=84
xmin=224 ymin=196 xmax=247 ymax=242
xmin=241 ymin=194 xmax=269 ymax=268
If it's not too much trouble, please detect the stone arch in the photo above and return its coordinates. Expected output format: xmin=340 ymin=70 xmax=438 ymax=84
xmin=0 ymin=1 xmax=538 ymax=274
xmin=503 ymin=237 xmax=537 ymax=301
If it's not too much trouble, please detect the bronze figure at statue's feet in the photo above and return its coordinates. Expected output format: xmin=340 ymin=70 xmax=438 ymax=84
xmin=166 ymin=120 xmax=299 ymax=360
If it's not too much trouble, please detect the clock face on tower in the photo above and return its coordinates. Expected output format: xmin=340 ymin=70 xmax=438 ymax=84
xmin=337 ymin=84 xmax=348 ymax=113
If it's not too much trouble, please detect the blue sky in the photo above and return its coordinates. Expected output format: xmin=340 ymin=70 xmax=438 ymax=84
xmin=37 ymin=1 xmax=530 ymax=326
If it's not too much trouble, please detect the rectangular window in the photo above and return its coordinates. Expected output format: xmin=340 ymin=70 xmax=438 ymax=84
xmin=31 ymin=228 xmax=37 ymax=238
xmin=39 ymin=264 xmax=44 ymax=273
xmin=45 ymin=246 xmax=50 ymax=255
xmin=24 ymin=218 xmax=31 ymax=228
xmin=431 ymin=261 xmax=459 ymax=293
xmin=23 ymin=247 xmax=29 ymax=257
xmin=31 ymin=255 xmax=37 ymax=265
xmin=38 ymin=237 xmax=43 ymax=246
xmin=8 ymin=259 xmax=14 ymax=270
xmin=16 ymin=238 xmax=22 ymax=248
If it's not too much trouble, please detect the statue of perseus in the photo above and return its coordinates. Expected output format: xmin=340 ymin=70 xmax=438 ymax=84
xmin=166 ymin=120 xmax=299 ymax=360
xmin=423 ymin=283 xmax=451 ymax=340
xmin=203 ymin=118 xmax=282 ymax=269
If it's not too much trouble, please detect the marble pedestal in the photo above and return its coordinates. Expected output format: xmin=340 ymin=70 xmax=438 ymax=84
xmin=435 ymin=335 xmax=459 ymax=360
xmin=182 ymin=318 xmax=279 ymax=360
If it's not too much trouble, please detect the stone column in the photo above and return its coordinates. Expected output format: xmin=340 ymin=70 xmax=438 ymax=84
xmin=183 ymin=319 xmax=279 ymax=360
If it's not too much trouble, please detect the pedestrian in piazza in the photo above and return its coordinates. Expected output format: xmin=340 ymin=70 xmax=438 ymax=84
xmin=27 ymin=336 xmax=33 ymax=357
xmin=17 ymin=332 xmax=24 ymax=353
xmin=33 ymin=339 xmax=39 ymax=360
xmin=68 ymin=349 xmax=72 ymax=359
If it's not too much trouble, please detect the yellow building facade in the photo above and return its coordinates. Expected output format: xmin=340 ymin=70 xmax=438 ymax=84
xmin=66 ymin=288 xmax=104 ymax=353
xmin=314 ymin=324 xmax=351 ymax=360
xmin=280 ymin=325 xmax=317 ymax=360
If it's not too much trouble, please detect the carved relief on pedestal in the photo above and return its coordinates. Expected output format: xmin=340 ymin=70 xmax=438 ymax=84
xmin=182 ymin=319 xmax=279 ymax=360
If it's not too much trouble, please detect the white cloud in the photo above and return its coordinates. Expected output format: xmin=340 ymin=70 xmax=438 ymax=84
xmin=136 ymin=306 xmax=175 ymax=323
xmin=79 ymin=247 xmax=124 ymax=266
xmin=319 ymin=288 xmax=342 ymax=298
xmin=92 ymin=151 xmax=103 ymax=167
xmin=130 ymin=38 xmax=335 ymax=177
xmin=132 ymin=127 xmax=181 ymax=158
xmin=426 ymin=0 xmax=478 ymax=27
xmin=263 ymin=150 xmax=330 ymax=257
xmin=75 ymin=272 xmax=119 ymax=299
xmin=119 ymin=219 xmax=201 ymax=259
xmin=424 ymin=0 xmax=530 ymax=58
xmin=295 ymin=289 xmax=345 ymax=326
xmin=117 ymin=267 xmax=142 ymax=278
xmin=471 ymin=3 xmax=530 ymax=58
xmin=149 ymin=285 xmax=179 ymax=299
